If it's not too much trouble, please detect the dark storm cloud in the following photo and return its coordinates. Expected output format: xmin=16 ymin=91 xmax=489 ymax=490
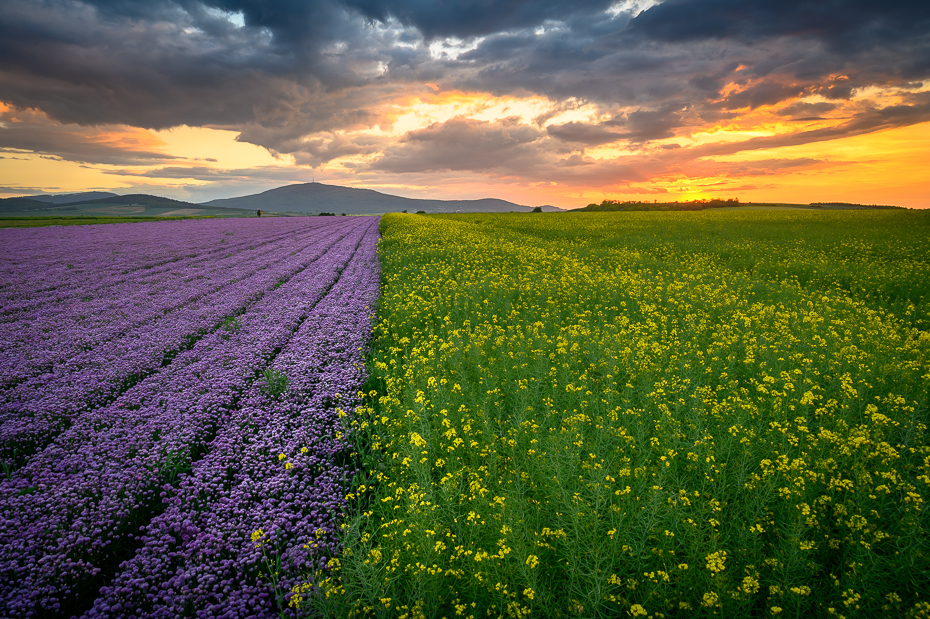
xmin=1 ymin=0 xmax=929 ymax=174
xmin=627 ymin=0 xmax=930 ymax=53
xmin=544 ymin=102 xmax=691 ymax=148
xmin=343 ymin=0 xmax=616 ymax=39
xmin=0 ymin=0 xmax=407 ymax=131
xmin=451 ymin=0 xmax=930 ymax=113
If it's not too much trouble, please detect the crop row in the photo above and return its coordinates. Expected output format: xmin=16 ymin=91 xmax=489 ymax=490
xmin=86 ymin=232 xmax=380 ymax=618
xmin=0 ymin=217 xmax=380 ymax=617
xmin=0 ymin=221 xmax=355 ymax=472
xmin=0 ymin=217 xmax=313 ymax=303
xmin=0 ymin=218 xmax=334 ymax=387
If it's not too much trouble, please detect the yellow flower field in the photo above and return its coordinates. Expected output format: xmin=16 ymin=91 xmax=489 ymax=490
xmin=306 ymin=211 xmax=929 ymax=618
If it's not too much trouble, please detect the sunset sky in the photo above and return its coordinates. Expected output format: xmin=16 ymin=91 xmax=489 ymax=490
xmin=1 ymin=0 xmax=928 ymax=208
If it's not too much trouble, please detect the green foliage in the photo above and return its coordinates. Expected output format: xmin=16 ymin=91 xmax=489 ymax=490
xmin=258 ymin=367 xmax=289 ymax=399
xmin=220 ymin=316 xmax=241 ymax=340
xmin=309 ymin=211 xmax=930 ymax=618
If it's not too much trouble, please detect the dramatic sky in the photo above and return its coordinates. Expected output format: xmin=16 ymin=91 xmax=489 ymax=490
xmin=1 ymin=0 xmax=928 ymax=207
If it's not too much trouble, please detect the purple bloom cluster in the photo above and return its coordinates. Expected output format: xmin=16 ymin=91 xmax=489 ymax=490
xmin=0 ymin=219 xmax=312 ymax=386
xmin=0 ymin=222 xmax=351 ymax=470
xmin=87 ymin=232 xmax=380 ymax=619
xmin=0 ymin=217 xmax=380 ymax=618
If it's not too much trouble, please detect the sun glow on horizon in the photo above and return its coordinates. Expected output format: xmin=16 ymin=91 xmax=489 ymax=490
xmin=2 ymin=84 xmax=928 ymax=207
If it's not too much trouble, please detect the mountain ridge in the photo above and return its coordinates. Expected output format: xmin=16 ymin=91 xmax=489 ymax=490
xmin=28 ymin=191 xmax=118 ymax=204
xmin=201 ymin=182 xmax=564 ymax=214
xmin=0 ymin=194 xmax=250 ymax=217
xmin=2 ymin=184 xmax=564 ymax=217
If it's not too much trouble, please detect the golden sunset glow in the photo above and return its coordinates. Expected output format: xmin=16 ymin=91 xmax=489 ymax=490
xmin=153 ymin=127 xmax=289 ymax=170
xmin=3 ymin=86 xmax=928 ymax=207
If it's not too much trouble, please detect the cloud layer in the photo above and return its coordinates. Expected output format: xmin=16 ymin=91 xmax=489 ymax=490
xmin=1 ymin=0 xmax=928 ymax=204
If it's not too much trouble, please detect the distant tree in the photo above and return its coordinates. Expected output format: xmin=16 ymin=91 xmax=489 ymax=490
xmin=256 ymin=209 xmax=262 ymax=217
xmin=341 ymin=213 xmax=347 ymax=216
xmin=531 ymin=206 xmax=542 ymax=213
xmin=416 ymin=210 xmax=426 ymax=214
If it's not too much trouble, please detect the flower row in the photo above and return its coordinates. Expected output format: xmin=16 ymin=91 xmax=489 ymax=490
xmin=0 ymin=216 xmax=380 ymax=618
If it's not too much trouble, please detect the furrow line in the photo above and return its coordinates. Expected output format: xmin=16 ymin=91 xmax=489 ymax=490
xmin=0 ymin=222 xmax=360 ymax=475
xmin=85 ymin=217 xmax=381 ymax=619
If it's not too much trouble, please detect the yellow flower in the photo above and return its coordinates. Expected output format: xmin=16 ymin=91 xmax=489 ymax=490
xmin=741 ymin=575 xmax=760 ymax=595
xmin=705 ymin=550 xmax=727 ymax=574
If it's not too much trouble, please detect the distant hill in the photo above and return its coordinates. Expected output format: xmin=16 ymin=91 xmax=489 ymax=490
xmin=2 ymin=184 xmax=566 ymax=218
xmin=0 ymin=197 xmax=57 ymax=214
xmin=201 ymin=183 xmax=564 ymax=214
xmin=0 ymin=194 xmax=253 ymax=218
xmin=63 ymin=194 xmax=205 ymax=209
xmin=28 ymin=191 xmax=118 ymax=204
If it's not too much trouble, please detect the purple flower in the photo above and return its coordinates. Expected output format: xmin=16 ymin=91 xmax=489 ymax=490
xmin=0 ymin=217 xmax=380 ymax=618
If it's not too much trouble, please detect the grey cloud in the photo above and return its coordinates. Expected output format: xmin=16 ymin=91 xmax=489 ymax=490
xmin=343 ymin=0 xmax=616 ymax=39
xmin=450 ymin=0 xmax=930 ymax=118
xmin=627 ymin=0 xmax=930 ymax=54
xmin=620 ymin=104 xmax=688 ymax=141
xmin=718 ymin=82 xmax=807 ymax=110
xmin=692 ymin=95 xmax=930 ymax=158
xmin=289 ymin=133 xmax=392 ymax=167
xmin=0 ymin=109 xmax=179 ymax=165
xmin=103 ymin=166 xmax=229 ymax=179
xmin=0 ymin=0 xmax=406 ymax=132
xmin=777 ymin=101 xmax=839 ymax=118
xmin=372 ymin=116 xmax=544 ymax=173
xmin=0 ymin=0 xmax=928 ymax=184
xmin=546 ymin=122 xmax=623 ymax=145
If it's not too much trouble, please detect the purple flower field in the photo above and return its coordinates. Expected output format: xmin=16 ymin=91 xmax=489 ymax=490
xmin=0 ymin=217 xmax=381 ymax=618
